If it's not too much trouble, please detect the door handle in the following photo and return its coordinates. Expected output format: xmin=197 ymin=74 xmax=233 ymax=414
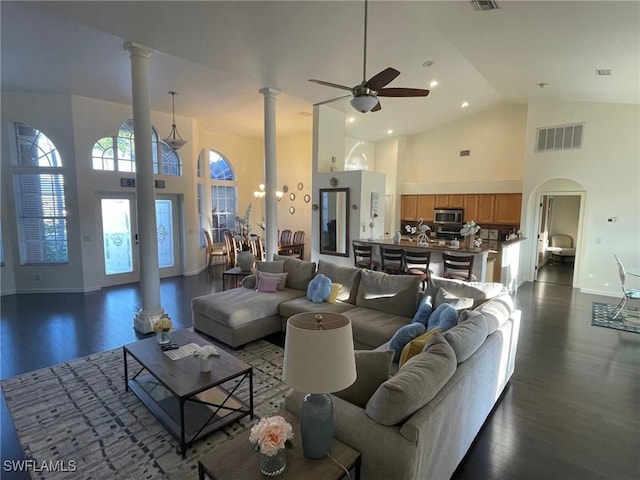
xmin=135 ymin=233 xmax=139 ymax=245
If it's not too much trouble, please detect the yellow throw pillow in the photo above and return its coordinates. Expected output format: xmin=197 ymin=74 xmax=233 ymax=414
xmin=325 ymin=283 xmax=342 ymax=304
xmin=399 ymin=328 xmax=442 ymax=367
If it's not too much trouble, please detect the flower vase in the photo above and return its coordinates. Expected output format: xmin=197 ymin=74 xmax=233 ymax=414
xmin=392 ymin=231 xmax=401 ymax=244
xmin=156 ymin=329 xmax=171 ymax=345
xmin=237 ymin=250 xmax=255 ymax=272
xmin=197 ymin=356 xmax=213 ymax=372
xmin=260 ymin=449 xmax=286 ymax=476
xmin=464 ymin=234 xmax=475 ymax=249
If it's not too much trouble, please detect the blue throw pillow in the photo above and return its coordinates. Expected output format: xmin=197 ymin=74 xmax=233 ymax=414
xmin=307 ymin=274 xmax=332 ymax=303
xmin=427 ymin=303 xmax=459 ymax=333
xmin=388 ymin=323 xmax=426 ymax=362
xmin=412 ymin=295 xmax=434 ymax=327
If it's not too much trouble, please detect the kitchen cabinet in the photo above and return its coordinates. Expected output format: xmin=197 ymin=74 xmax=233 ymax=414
xmin=477 ymin=194 xmax=496 ymax=223
xmin=435 ymin=194 xmax=464 ymax=209
xmin=401 ymin=195 xmax=418 ymax=220
xmin=417 ymin=195 xmax=436 ymax=221
xmin=494 ymin=193 xmax=522 ymax=224
xmin=463 ymin=194 xmax=479 ymax=222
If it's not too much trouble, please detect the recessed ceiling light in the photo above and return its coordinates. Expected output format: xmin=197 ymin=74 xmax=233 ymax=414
xmin=429 ymin=80 xmax=439 ymax=88
xmin=537 ymin=82 xmax=549 ymax=88
xmin=387 ymin=129 xmax=394 ymax=135
xmin=596 ymin=69 xmax=612 ymax=76
xmin=422 ymin=60 xmax=434 ymax=68
xmin=347 ymin=116 xmax=355 ymax=123
xmin=461 ymin=101 xmax=469 ymax=108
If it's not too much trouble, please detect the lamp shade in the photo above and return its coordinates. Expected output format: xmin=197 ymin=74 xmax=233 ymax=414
xmin=350 ymin=95 xmax=378 ymax=113
xmin=283 ymin=313 xmax=356 ymax=394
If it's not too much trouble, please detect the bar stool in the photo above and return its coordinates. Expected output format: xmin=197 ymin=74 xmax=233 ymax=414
xmin=380 ymin=246 xmax=404 ymax=275
xmin=403 ymin=249 xmax=431 ymax=290
xmin=352 ymin=243 xmax=380 ymax=270
xmin=442 ymin=253 xmax=476 ymax=281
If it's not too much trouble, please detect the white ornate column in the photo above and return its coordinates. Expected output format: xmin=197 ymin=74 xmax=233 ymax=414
xmin=124 ymin=41 xmax=168 ymax=333
xmin=259 ymin=87 xmax=281 ymax=261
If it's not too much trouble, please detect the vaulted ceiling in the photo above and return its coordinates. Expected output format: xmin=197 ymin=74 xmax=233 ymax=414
xmin=2 ymin=1 xmax=638 ymax=142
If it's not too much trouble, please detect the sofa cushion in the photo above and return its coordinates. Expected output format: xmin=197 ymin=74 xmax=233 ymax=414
xmin=334 ymin=350 xmax=394 ymax=408
xmin=256 ymin=274 xmax=279 ymax=292
xmin=317 ymin=259 xmax=361 ymax=304
xmin=273 ymin=254 xmax=317 ymax=291
xmin=426 ymin=303 xmax=459 ymax=333
xmin=473 ymin=294 xmax=514 ymax=334
xmin=356 ymin=270 xmax=419 ymax=318
xmin=434 ymin=287 xmax=474 ymax=310
xmin=399 ymin=327 xmax=442 ymax=367
xmin=256 ymin=260 xmax=285 ymax=274
xmin=388 ymin=323 xmax=426 ymax=362
xmin=366 ymin=333 xmax=457 ymax=425
xmin=278 ymin=296 xmax=355 ymax=319
xmin=326 ymin=283 xmax=342 ymax=304
xmin=307 ymin=274 xmax=332 ymax=303
xmin=411 ymin=295 xmax=433 ymax=327
xmin=256 ymin=271 xmax=288 ymax=291
xmin=344 ymin=307 xmax=412 ymax=350
xmin=443 ymin=310 xmax=488 ymax=364
xmin=426 ymin=275 xmax=505 ymax=308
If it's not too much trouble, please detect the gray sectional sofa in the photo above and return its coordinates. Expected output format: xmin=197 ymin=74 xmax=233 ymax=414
xmin=192 ymin=255 xmax=521 ymax=480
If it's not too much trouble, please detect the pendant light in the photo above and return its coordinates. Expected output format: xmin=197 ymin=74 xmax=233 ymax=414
xmin=164 ymin=91 xmax=187 ymax=150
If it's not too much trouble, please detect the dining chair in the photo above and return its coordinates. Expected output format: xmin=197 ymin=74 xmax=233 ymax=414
xmin=612 ymin=255 xmax=640 ymax=320
xmin=280 ymin=231 xmax=305 ymax=258
xmin=280 ymin=229 xmax=293 ymax=246
xmin=442 ymin=253 xmax=476 ymax=281
xmin=203 ymin=229 xmax=226 ymax=267
xmin=352 ymin=243 xmax=380 ymax=270
xmin=403 ymin=249 xmax=431 ymax=290
xmin=380 ymin=246 xmax=404 ymax=275
xmin=223 ymin=230 xmax=238 ymax=269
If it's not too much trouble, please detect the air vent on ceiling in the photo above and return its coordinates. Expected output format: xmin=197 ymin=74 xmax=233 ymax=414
xmin=536 ymin=124 xmax=584 ymax=152
xmin=595 ymin=69 xmax=612 ymax=76
xmin=471 ymin=1 xmax=500 ymax=11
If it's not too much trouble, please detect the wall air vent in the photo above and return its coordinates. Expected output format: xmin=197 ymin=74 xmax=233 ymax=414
xmin=471 ymin=1 xmax=500 ymax=11
xmin=536 ymin=123 xmax=584 ymax=152
xmin=595 ymin=69 xmax=612 ymax=76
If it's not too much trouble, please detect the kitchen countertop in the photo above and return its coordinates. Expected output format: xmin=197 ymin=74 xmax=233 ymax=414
xmin=355 ymin=238 xmax=491 ymax=255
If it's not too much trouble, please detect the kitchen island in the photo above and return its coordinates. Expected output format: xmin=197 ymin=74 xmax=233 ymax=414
xmin=354 ymin=238 xmax=491 ymax=282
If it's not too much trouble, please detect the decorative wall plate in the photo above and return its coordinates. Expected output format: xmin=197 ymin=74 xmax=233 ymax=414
xmin=289 ymin=206 xmax=295 ymax=214
xmin=304 ymin=194 xmax=311 ymax=203
xmin=289 ymin=192 xmax=296 ymax=201
xmin=282 ymin=184 xmax=289 ymax=193
xmin=297 ymin=182 xmax=304 ymax=190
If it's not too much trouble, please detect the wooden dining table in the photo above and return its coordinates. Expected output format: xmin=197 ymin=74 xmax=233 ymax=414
xmin=277 ymin=243 xmax=304 ymax=258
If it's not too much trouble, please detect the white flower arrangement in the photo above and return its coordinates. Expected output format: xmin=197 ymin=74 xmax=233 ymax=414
xmin=193 ymin=345 xmax=219 ymax=359
xmin=249 ymin=416 xmax=294 ymax=456
xmin=153 ymin=315 xmax=173 ymax=333
xmin=460 ymin=221 xmax=481 ymax=237
xmin=404 ymin=225 xmax=417 ymax=235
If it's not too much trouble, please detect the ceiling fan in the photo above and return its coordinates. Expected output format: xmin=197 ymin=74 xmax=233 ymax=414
xmin=309 ymin=0 xmax=430 ymax=113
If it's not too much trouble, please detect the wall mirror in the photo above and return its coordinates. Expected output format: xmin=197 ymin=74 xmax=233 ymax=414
xmin=319 ymin=188 xmax=350 ymax=257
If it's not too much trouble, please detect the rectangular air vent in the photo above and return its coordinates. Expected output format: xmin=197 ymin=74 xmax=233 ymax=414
xmin=471 ymin=1 xmax=500 ymax=11
xmin=536 ymin=124 xmax=584 ymax=152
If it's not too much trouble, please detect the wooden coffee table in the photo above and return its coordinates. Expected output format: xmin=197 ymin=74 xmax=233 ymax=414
xmin=123 ymin=329 xmax=253 ymax=456
xmin=198 ymin=410 xmax=361 ymax=480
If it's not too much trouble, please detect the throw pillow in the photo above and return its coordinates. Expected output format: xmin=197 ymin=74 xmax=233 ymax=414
xmin=273 ymin=254 xmax=317 ymax=291
xmin=426 ymin=303 xmax=459 ymax=333
xmin=356 ymin=269 xmax=420 ymax=318
xmin=387 ymin=323 xmax=426 ymax=362
xmin=241 ymin=274 xmax=257 ymax=290
xmin=256 ymin=260 xmax=285 ymax=274
xmin=255 ymin=274 xmax=279 ymax=293
xmin=434 ymin=287 xmax=474 ymax=310
xmin=317 ymin=259 xmax=361 ymax=304
xmin=411 ymin=295 xmax=433 ymax=326
xmin=325 ymin=283 xmax=343 ymax=304
xmin=443 ymin=310 xmax=488 ymax=364
xmin=334 ymin=350 xmax=394 ymax=408
xmin=399 ymin=327 xmax=442 ymax=367
xmin=366 ymin=334 xmax=457 ymax=425
xmin=307 ymin=274 xmax=332 ymax=303
xmin=256 ymin=271 xmax=288 ymax=291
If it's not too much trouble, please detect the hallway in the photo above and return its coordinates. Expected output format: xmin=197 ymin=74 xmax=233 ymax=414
xmin=536 ymin=260 xmax=574 ymax=286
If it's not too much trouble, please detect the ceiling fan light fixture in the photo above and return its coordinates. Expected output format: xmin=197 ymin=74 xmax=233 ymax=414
xmin=164 ymin=91 xmax=188 ymax=150
xmin=350 ymin=95 xmax=378 ymax=113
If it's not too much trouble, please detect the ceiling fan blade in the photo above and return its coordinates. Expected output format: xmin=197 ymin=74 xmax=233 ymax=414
xmin=364 ymin=67 xmax=400 ymax=91
xmin=371 ymin=100 xmax=382 ymax=112
xmin=308 ymin=79 xmax=353 ymax=92
xmin=313 ymin=94 xmax=352 ymax=107
xmin=377 ymin=88 xmax=430 ymax=97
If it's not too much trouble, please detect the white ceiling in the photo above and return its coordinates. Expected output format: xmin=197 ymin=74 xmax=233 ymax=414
xmin=2 ymin=1 xmax=639 ymax=143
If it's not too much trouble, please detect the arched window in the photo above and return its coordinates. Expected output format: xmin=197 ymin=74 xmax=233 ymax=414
xmin=91 ymin=119 xmax=182 ymax=176
xmin=12 ymin=123 xmax=68 ymax=263
xmin=209 ymin=150 xmax=237 ymax=243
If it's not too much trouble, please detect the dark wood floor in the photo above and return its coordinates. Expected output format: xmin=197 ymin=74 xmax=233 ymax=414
xmin=536 ymin=260 xmax=574 ymax=286
xmin=1 ymin=267 xmax=638 ymax=479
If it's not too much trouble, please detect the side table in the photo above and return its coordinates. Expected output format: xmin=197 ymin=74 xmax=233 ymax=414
xmin=222 ymin=267 xmax=254 ymax=290
xmin=198 ymin=411 xmax=360 ymax=479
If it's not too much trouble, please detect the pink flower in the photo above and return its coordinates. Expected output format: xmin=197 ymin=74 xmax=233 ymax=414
xmin=249 ymin=416 xmax=294 ymax=456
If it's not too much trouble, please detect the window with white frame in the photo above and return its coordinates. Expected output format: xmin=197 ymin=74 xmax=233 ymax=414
xmin=92 ymin=119 xmax=182 ymax=175
xmin=12 ymin=123 xmax=68 ymax=264
xmin=209 ymin=150 xmax=237 ymax=243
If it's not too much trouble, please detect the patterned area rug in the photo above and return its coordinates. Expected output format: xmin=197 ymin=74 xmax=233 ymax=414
xmin=591 ymin=302 xmax=640 ymax=333
xmin=1 ymin=340 xmax=288 ymax=479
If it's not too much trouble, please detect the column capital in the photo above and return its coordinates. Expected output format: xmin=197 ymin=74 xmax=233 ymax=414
xmin=259 ymin=87 xmax=281 ymax=98
xmin=124 ymin=41 xmax=154 ymax=59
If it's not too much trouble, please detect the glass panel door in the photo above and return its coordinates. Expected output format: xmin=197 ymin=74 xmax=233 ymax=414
xmin=156 ymin=195 xmax=182 ymax=278
xmin=100 ymin=196 xmax=139 ymax=286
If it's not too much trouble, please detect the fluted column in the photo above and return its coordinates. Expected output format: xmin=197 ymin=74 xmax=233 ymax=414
xmin=124 ymin=41 xmax=168 ymax=332
xmin=259 ymin=87 xmax=281 ymax=261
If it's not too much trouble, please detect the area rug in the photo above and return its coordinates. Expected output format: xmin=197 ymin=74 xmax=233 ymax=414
xmin=1 ymin=340 xmax=289 ymax=480
xmin=591 ymin=301 xmax=640 ymax=333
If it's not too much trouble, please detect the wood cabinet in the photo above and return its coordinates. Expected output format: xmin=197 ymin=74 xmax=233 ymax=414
xmin=463 ymin=194 xmax=479 ymax=222
xmin=417 ymin=195 xmax=436 ymax=221
xmin=401 ymin=195 xmax=418 ymax=220
xmin=477 ymin=194 xmax=497 ymax=223
xmin=435 ymin=195 xmax=464 ymax=209
xmin=494 ymin=193 xmax=522 ymax=224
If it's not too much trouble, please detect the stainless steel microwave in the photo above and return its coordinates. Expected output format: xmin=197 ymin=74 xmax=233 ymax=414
xmin=434 ymin=208 xmax=464 ymax=224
